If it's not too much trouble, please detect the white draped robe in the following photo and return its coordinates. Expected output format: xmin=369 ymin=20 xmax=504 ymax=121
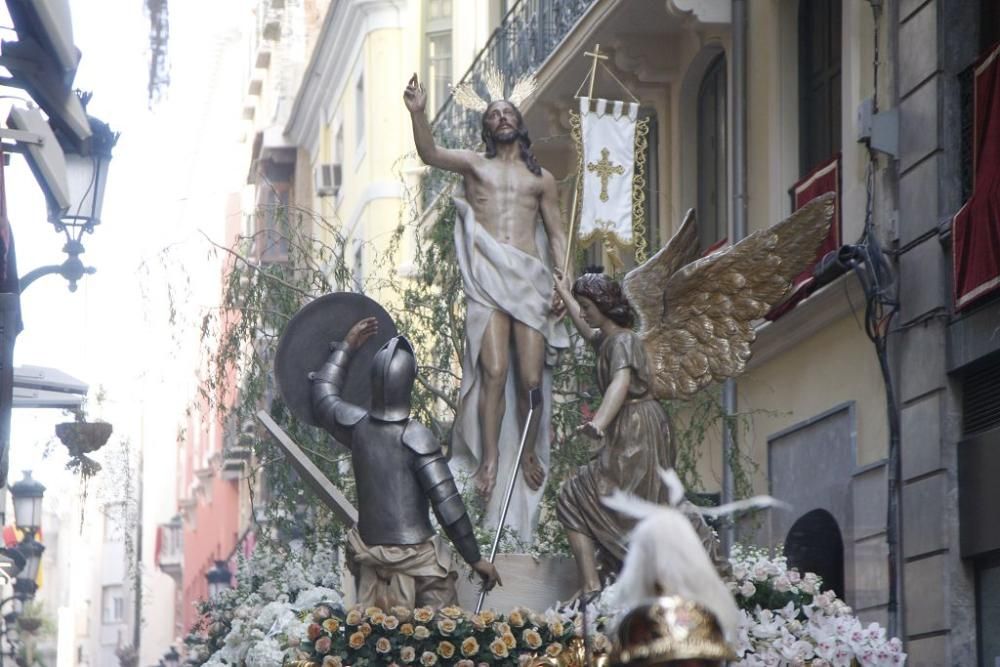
xmin=449 ymin=196 xmax=569 ymax=544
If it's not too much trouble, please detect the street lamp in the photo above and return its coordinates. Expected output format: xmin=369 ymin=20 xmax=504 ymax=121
xmin=163 ymin=646 xmax=180 ymax=667
xmin=9 ymin=472 xmax=44 ymax=539
xmin=205 ymin=560 xmax=232 ymax=599
xmin=12 ymin=538 xmax=43 ymax=600
xmin=17 ymin=112 xmax=118 ymax=292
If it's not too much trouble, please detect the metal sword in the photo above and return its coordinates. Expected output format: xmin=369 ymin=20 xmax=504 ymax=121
xmin=475 ymin=386 xmax=542 ymax=614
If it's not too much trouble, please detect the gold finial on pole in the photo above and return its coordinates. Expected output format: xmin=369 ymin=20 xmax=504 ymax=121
xmin=583 ymin=43 xmax=607 ymax=99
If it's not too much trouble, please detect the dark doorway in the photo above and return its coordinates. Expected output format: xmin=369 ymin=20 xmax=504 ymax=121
xmin=785 ymin=508 xmax=845 ymax=599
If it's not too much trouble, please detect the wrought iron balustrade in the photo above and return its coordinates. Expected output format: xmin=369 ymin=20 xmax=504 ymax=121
xmin=422 ymin=0 xmax=597 ymax=205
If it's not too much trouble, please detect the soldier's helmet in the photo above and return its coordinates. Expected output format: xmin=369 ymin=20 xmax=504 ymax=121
xmin=369 ymin=335 xmax=416 ymax=421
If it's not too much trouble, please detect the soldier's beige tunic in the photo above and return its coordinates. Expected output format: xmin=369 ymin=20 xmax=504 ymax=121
xmin=346 ymin=528 xmax=458 ymax=610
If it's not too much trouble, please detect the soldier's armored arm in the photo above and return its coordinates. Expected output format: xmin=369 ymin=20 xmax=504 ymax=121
xmin=404 ymin=423 xmax=482 ymax=565
xmin=309 ymin=342 xmax=367 ymax=447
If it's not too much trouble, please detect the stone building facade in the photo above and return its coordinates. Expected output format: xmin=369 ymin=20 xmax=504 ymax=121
xmin=892 ymin=0 xmax=1000 ymax=664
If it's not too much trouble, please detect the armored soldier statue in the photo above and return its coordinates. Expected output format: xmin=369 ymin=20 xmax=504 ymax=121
xmin=309 ymin=316 xmax=501 ymax=610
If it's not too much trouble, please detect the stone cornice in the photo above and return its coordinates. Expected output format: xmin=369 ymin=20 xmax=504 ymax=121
xmin=285 ymin=0 xmax=405 ymax=161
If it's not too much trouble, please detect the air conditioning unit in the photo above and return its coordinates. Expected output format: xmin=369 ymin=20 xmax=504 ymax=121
xmin=315 ymin=163 xmax=342 ymax=198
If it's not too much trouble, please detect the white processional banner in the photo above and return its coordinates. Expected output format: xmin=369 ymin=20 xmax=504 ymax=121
xmin=579 ymin=96 xmax=640 ymax=247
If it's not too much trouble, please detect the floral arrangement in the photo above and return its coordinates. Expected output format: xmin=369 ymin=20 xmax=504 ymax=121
xmin=729 ymin=545 xmax=905 ymax=667
xmin=188 ymin=543 xmax=905 ymax=667
xmin=187 ymin=540 xmax=344 ymax=666
xmin=292 ymin=603 xmax=602 ymax=666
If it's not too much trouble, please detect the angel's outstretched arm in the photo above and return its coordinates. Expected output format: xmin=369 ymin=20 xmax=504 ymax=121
xmin=554 ymin=271 xmax=597 ymax=342
xmin=581 ymin=367 xmax=631 ymax=439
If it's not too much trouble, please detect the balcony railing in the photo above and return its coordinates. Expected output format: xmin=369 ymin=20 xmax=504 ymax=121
xmin=423 ymin=0 xmax=597 ymax=205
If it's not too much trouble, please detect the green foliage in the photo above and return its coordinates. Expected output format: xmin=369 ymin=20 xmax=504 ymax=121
xmin=666 ymin=390 xmax=764 ymax=504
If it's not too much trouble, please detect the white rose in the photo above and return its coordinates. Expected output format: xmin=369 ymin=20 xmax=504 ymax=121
xmin=752 ymin=563 xmax=770 ymax=581
xmin=773 ymin=576 xmax=792 ymax=592
xmin=739 ymin=581 xmax=757 ymax=597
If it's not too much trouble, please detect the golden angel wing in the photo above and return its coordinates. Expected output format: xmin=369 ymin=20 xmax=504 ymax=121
xmin=622 ymin=208 xmax=699 ymax=336
xmin=643 ymin=193 xmax=835 ymax=400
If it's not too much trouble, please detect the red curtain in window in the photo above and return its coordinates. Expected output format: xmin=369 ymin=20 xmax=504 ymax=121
xmin=765 ymin=155 xmax=841 ymax=321
xmin=953 ymin=43 xmax=1000 ymax=311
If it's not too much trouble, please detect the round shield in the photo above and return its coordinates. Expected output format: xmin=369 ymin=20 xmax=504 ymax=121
xmin=274 ymin=292 xmax=398 ymax=426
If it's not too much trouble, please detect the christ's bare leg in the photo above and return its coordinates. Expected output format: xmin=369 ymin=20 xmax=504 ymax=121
xmin=566 ymin=529 xmax=601 ymax=594
xmin=475 ymin=311 xmax=511 ymax=498
xmin=513 ymin=321 xmax=546 ymax=490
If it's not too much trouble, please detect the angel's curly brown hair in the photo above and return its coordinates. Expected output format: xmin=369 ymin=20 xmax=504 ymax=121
xmin=572 ymin=266 xmax=635 ymax=328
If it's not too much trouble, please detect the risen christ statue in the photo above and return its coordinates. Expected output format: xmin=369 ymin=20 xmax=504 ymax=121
xmin=404 ymin=74 xmax=569 ymax=542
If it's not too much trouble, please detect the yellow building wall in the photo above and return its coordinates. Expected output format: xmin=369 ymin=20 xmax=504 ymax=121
xmin=688 ymin=314 xmax=889 ymax=496
xmin=304 ymin=1 xmax=498 ymax=287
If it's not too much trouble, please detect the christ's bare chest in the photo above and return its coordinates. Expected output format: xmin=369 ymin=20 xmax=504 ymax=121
xmin=463 ymin=160 xmax=543 ymax=251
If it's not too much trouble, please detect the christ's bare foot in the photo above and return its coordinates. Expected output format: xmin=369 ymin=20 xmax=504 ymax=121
xmin=522 ymin=451 xmax=545 ymax=490
xmin=474 ymin=458 xmax=498 ymax=498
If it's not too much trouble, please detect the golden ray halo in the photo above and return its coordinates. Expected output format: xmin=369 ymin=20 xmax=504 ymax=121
xmin=449 ymin=66 xmax=538 ymax=112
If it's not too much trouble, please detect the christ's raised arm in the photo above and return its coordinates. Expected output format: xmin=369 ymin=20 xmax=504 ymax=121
xmin=404 ymin=74 xmax=478 ymax=175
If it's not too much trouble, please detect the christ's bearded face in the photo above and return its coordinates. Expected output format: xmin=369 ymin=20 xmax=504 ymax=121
xmin=483 ymin=101 xmax=520 ymax=143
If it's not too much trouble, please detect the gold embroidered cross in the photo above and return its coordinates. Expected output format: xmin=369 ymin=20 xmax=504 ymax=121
xmin=587 ymin=148 xmax=624 ymax=202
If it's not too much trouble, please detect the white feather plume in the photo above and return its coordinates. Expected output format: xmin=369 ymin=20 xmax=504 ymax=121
xmin=602 ymin=468 xmax=790 ymax=645
xmin=696 ymin=495 xmax=791 ymax=518
xmin=660 ymin=467 xmax=686 ymax=506
xmin=606 ymin=494 xmax=740 ymax=644
xmin=655 ymin=467 xmax=790 ymax=517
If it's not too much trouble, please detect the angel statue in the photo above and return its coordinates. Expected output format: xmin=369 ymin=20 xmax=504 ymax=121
xmin=552 ymin=193 xmax=835 ymax=596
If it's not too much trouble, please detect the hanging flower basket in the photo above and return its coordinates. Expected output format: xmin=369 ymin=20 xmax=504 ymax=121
xmin=15 ymin=616 xmax=41 ymax=634
xmin=55 ymin=421 xmax=113 ymax=457
xmin=57 ymin=421 xmax=112 ymax=479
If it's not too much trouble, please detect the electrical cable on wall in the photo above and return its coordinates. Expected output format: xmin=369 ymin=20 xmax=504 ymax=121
xmin=801 ymin=0 xmax=902 ymax=639
xmin=826 ymin=0 xmax=905 ymax=641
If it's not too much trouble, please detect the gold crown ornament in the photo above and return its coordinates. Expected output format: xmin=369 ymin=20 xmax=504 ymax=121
xmin=450 ymin=66 xmax=538 ymax=112
xmin=526 ymin=637 xmax=612 ymax=667
xmin=611 ymin=596 xmax=738 ymax=666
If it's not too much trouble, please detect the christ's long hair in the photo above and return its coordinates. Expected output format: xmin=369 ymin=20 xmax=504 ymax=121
xmin=481 ymin=100 xmax=542 ymax=176
xmin=572 ymin=266 xmax=635 ymax=328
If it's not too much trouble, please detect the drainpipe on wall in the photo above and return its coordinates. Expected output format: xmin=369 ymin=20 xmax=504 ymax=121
xmin=133 ymin=445 xmax=144 ymax=653
xmin=722 ymin=0 xmax=749 ymax=554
